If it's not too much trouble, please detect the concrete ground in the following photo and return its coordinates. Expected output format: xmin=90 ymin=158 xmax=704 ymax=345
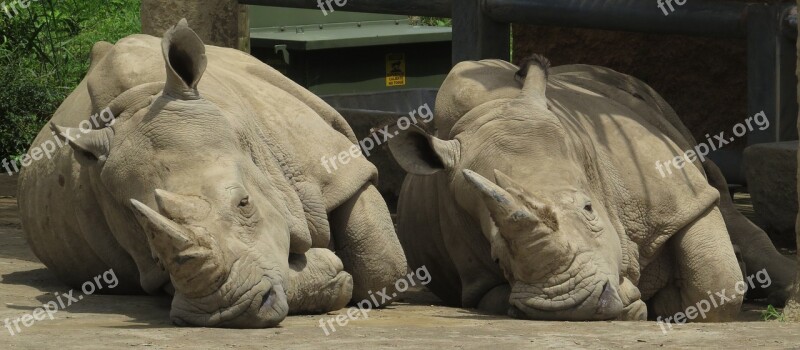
xmin=1 ymin=176 xmax=799 ymax=349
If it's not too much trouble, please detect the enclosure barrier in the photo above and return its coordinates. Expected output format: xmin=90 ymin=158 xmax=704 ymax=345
xmin=483 ymin=0 xmax=750 ymax=37
xmin=238 ymin=0 xmax=451 ymax=17
xmin=240 ymin=0 xmax=799 ymax=183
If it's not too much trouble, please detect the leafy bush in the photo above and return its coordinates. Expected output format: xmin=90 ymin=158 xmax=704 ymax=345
xmin=0 ymin=58 xmax=62 ymax=158
xmin=0 ymin=0 xmax=140 ymax=159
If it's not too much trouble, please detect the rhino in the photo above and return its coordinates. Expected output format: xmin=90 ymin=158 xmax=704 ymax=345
xmin=388 ymin=55 xmax=795 ymax=321
xmin=17 ymin=20 xmax=407 ymax=328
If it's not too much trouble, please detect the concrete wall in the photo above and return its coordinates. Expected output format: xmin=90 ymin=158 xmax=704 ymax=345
xmin=140 ymin=0 xmax=249 ymax=51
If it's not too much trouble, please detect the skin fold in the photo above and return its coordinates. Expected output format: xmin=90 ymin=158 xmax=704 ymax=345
xmin=389 ymin=56 xmax=794 ymax=321
xmin=18 ymin=20 xmax=406 ymax=328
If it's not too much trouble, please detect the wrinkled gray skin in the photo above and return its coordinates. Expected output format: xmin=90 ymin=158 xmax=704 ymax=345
xmin=389 ymin=57 xmax=794 ymax=321
xmin=18 ymin=20 xmax=406 ymax=328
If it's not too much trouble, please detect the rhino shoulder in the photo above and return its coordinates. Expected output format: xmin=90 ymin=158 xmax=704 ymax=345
xmin=239 ymin=56 xmax=359 ymax=144
xmin=551 ymin=64 xmax=697 ymax=149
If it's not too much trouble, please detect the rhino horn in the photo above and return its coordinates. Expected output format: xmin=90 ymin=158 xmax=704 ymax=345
xmin=154 ymin=189 xmax=211 ymax=223
xmin=462 ymin=169 xmax=539 ymax=235
xmin=493 ymin=169 xmax=559 ymax=232
xmin=130 ymin=196 xmax=225 ymax=298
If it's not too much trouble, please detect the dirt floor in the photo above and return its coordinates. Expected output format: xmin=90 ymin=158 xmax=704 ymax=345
xmin=1 ymin=176 xmax=799 ymax=349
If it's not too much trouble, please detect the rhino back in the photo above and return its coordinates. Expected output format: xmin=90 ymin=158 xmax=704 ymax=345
xmin=550 ymin=64 xmax=699 ymax=155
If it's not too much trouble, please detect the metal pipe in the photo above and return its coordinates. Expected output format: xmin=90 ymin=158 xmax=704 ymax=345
xmin=483 ymin=0 xmax=752 ymax=38
xmin=782 ymin=5 xmax=798 ymax=39
xmin=237 ymin=0 xmax=452 ymax=18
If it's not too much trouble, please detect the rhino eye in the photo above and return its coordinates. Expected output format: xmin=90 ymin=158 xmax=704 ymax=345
xmin=583 ymin=202 xmax=593 ymax=213
xmin=238 ymin=196 xmax=250 ymax=207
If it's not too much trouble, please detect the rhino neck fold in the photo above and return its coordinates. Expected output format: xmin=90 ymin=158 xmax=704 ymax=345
xmin=246 ymin=120 xmax=330 ymax=249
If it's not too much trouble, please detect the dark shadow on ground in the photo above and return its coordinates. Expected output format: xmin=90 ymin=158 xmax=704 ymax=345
xmin=2 ymin=267 xmax=174 ymax=329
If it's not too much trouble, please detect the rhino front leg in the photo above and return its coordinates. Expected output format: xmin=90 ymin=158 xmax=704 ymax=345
xmin=287 ymin=248 xmax=353 ymax=314
xmin=704 ymin=161 xmax=795 ymax=305
xmin=616 ymin=278 xmax=647 ymax=320
xmin=656 ymin=206 xmax=743 ymax=322
xmin=477 ymin=284 xmax=511 ymax=315
xmin=329 ymin=183 xmax=408 ymax=304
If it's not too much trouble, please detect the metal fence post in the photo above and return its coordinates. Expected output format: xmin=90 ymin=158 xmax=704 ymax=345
xmin=747 ymin=3 xmax=798 ymax=144
xmin=451 ymin=0 xmax=510 ymax=65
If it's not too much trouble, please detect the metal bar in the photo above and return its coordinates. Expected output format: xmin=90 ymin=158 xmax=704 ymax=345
xmin=747 ymin=4 xmax=779 ymax=144
xmin=483 ymin=0 xmax=751 ymax=38
xmin=778 ymin=7 xmax=798 ymax=141
xmin=238 ymin=0 xmax=452 ymax=17
xmin=782 ymin=5 xmax=798 ymax=39
xmin=452 ymin=0 xmax=510 ymax=64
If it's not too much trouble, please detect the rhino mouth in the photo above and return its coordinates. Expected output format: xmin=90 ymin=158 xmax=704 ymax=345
xmin=507 ymin=254 xmax=623 ymax=320
xmin=509 ymin=279 xmax=623 ymax=320
xmin=171 ymin=274 xmax=289 ymax=328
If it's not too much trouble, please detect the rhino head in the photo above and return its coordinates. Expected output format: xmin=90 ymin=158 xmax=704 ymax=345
xmin=390 ymin=56 xmax=634 ymax=320
xmin=50 ymin=20 xmax=311 ymax=327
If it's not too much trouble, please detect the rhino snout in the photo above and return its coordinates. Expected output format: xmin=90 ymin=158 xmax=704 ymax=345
xmin=170 ymin=276 xmax=289 ymax=328
xmin=509 ymin=277 xmax=624 ymax=321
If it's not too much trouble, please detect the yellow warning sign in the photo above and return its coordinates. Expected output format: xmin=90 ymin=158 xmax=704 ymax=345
xmin=386 ymin=53 xmax=406 ymax=87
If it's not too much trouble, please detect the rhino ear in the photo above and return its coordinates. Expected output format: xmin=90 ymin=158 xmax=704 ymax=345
xmin=516 ymin=54 xmax=550 ymax=108
xmin=161 ymin=18 xmax=207 ymax=100
xmin=50 ymin=122 xmax=113 ymax=162
xmin=388 ymin=125 xmax=460 ymax=175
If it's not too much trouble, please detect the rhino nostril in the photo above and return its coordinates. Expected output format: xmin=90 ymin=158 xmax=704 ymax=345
xmin=596 ymin=281 xmax=615 ymax=314
xmin=260 ymin=287 xmax=277 ymax=312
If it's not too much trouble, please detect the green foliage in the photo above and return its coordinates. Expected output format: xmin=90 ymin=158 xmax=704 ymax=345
xmin=0 ymin=60 xmax=61 ymax=159
xmin=761 ymin=305 xmax=785 ymax=322
xmin=412 ymin=17 xmax=452 ymax=27
xmin=0 ymin=0 xmax=140 ymax=159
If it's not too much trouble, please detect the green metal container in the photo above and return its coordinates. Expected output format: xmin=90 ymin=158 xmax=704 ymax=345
xmin=248 ymin=6 xmax=452 ymax=95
